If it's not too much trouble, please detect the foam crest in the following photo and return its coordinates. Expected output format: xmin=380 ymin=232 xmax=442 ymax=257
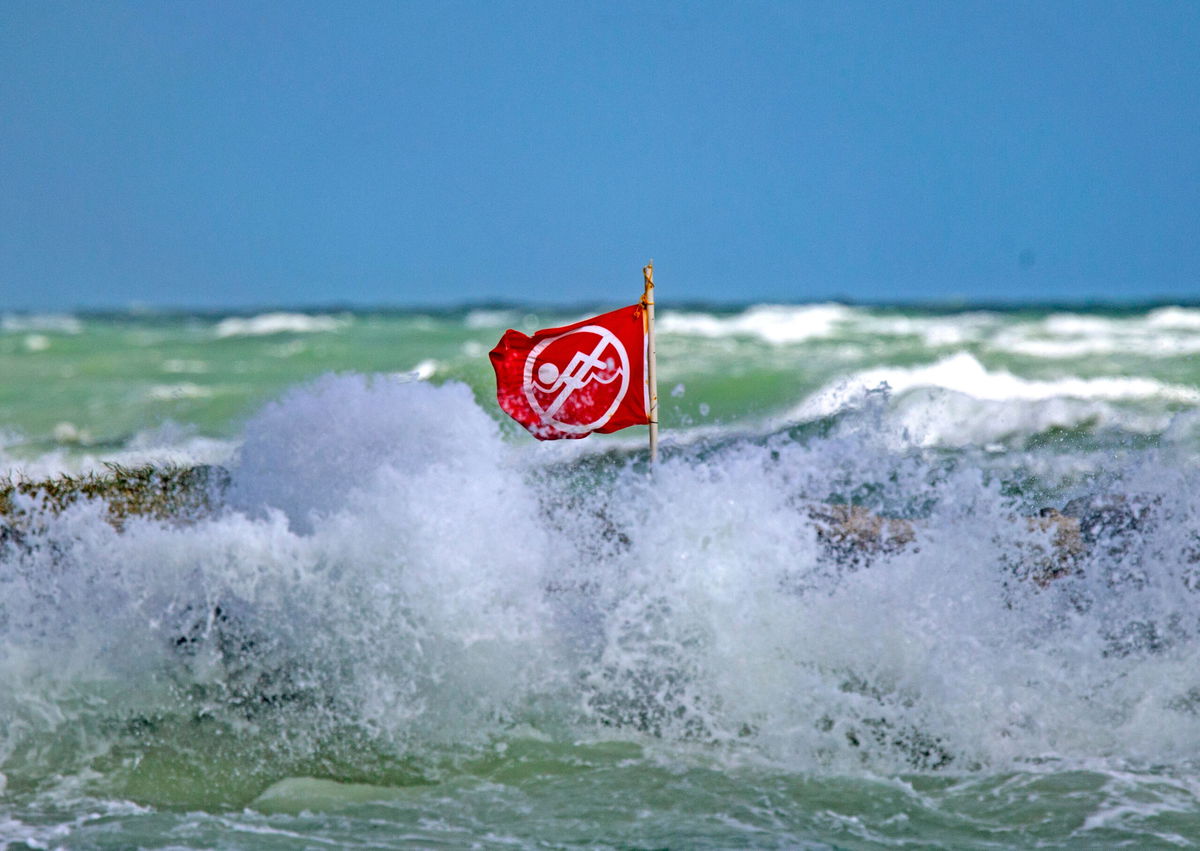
xmin=796 ymin=352 xmax=1199 ymax=417
xmin=856 ymin=312 xmax=1001 ymax=348
xmin=0 ymin=378 xmax=559 ymax=791
xmin=560 ymin=427 xmax=1200 ymax=772
xmin=0 ymin=313 xmax=83 ymax=335
xmin=0 ymin=426 xmax=235 ymax=480
xmin=894 ymin=393 xmax=1173 ymax=449
xmin=998 ymin=337 xmax=1200 ymax=358
xmin=229 ymin=374 xmax=502 ymax=531
xmin=658 ymin=304 xmax=851 ymax=344
xmin=464 ymin=309 xmax=521 ymax=329
xmin=987 ymin=311 xmax=1200 ymax=359
xmin=1147 ymin=307 xmax=1200 ymax=330
xmin=780 ymin=353 xmax=1200 ymax=448
xmin=213 ymin=312 xmax=347 ymax=338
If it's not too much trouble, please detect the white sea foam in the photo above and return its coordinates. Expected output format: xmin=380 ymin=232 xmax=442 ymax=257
xmin=903 ymin=393 xmax=1172 ymax=448
xmin=796 ymin=352 xmax=1200 ymax=419
xmin=4 ymin=374 xmax=1200 ymax=801
xmin=855 ymin=312 xmax=1002 ymax=348
xmin=0 ymin=799 xmax=151 ymax=848
xmin=982 ymin=310 xmax=1200 ymax=360
xmin=1002 ymin=336 xmax=1200 ymax=359
xmin=120 ymin=423 xmax=236 ymax=467
xmin=1147 ymin=306 xmax=1200 ymax=330
xmin=0 ymin=313 xmax=83 ymax=335
xmin=657 ymin=304 xmax=1200 ymax=361
xmin=1041 ymin=313 xmax=1120 ymax=337
xmin=22 ymin=334 xmax=50 ymax=353
xmin=52 ymin=422 xmax=91 ymax=444
xmin=395 ymin=359 xmax=437 ymax=381
xmin=465 ymin=309 xmax=520 ymax=329
xmin=0 ymin=425 xmax=236 ymax=479
xmin=658 ymin=304 xmax=851 ymax=344
xmin=782 ymin=352 xmax=1200 ymax=447
xmin=228 ymin=374 xmax=504 ymax=532
xmin=214 ymin=312 xmax=347 ymax=338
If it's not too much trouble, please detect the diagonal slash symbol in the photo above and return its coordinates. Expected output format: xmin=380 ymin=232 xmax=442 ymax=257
xmin=535 ymin=336 xmax=620 ymax=419
xmin=523 ymin=325 xmax=630 ymax=434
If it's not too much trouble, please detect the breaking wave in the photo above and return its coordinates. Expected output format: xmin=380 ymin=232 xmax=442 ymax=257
xmin=785 ymin=352 xmax=1200 ymax=448
xmin=213 ymin=312 xmax=348 ymax=338
xmin=654 ymin=304 xmax=1200 ymax=365
xmin=3 ymin=373 xmax=1200 ymax=817
xmin=658 ymin=304 xmax=852 ymax=344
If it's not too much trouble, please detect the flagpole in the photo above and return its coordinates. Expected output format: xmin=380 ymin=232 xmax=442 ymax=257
xmin=642 ymin=261 xmax=658 ymax=463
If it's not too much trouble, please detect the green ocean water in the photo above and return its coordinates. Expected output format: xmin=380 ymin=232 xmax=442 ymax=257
xmin=4 ymin=304 xmax=1200 ymax=462
xmin=4 ymin=303 xmax=1200 ymax=849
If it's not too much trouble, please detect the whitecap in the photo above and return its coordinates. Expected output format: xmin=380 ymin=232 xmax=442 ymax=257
xmin=52 ymin=422 xmax=91 ymax=444
xmin=23 ymin=334 xmax=50 ymax=352
xmin=213 ymin=312 xmax=347 ymax=338
xmin=797 ymin=352 xmax=1200 ymax=421
xmin=855 ymin=312 xmax=1001 ymax=348
xmin=394 ymin=359 xmax=438 ymax=382
xmin=658 ymin=304 xmax=851 ymax=344
xmin=228 ymin=374 xmax=505 ymax=532
xmin=1147 ymin=306 xmax=1200 ymax=330
xmin=987 ymin=309 xmax=1200 ymax=360
xmin=1040 ymin=313 xmax=1123 ymax=337
xmin=0 ymin=313 xmax=83 ymax=334
xmin=1000 ymin=336 xmax=1200 ymax=359
xmin=897 ymin=394 xmax=1171 ymax=448
xmin=783 ymin=351 xmax=1200 ymax=448
xmin=465 ymin=309 xmax=520 ymax=329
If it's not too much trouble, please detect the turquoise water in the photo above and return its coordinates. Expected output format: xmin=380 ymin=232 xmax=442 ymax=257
xmin=3 ymin=303 xmax=1200 ymax=849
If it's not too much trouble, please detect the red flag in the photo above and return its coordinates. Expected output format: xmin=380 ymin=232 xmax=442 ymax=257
xmin=489 ymin=304 xmax=649 ymax=440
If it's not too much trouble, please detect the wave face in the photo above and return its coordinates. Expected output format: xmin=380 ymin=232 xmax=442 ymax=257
xmin=4 ymin=304 xmax=1200 ymax=847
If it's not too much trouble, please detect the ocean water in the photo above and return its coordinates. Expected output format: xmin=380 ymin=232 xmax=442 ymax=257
xmin=2 ymin=303 xmax=1200 ymax=849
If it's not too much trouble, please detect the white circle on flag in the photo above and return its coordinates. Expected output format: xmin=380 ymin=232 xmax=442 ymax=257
xmin=537 ymin=363 xmax=559 ymax=385
xmin=522 ymin=325 xmax=630 ymax=434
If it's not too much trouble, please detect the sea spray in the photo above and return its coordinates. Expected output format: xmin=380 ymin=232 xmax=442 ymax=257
xmin=3 ymin=371 xmax=1200 ymax=845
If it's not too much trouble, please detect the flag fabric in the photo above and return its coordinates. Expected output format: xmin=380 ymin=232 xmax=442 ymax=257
xmin=489 ymin=304 xmax=649 ymax=440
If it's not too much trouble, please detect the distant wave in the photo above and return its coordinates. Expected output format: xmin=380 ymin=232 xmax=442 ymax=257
xmin=988 ymin=309 xmax=1200 ymax=359
xmin=0 ymin=313 xmax=83 ymax=334
xmin=656 ymin=304 xmax=1200 ymax=360
xmin=213 ymin=312 xmax=348 ymax=338
xmin=801 ymin=352 xmax=1200 ymax=411
xmin=658 ymin=304 xmax=851 ymax=344
xmin=787 ymin=351 xmax=1200 ymax=448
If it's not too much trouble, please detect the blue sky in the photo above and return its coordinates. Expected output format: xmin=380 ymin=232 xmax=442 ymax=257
xmin=2 ymin=1 xmax=1198 ymax=310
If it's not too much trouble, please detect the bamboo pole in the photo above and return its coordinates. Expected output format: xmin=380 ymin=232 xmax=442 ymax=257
xmin=642 ymin=261 xmax=658 ymax=463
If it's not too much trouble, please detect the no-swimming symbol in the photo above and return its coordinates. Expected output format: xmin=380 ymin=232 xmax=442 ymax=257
xmin=522 ymin=325 xmax=630 ymax=434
